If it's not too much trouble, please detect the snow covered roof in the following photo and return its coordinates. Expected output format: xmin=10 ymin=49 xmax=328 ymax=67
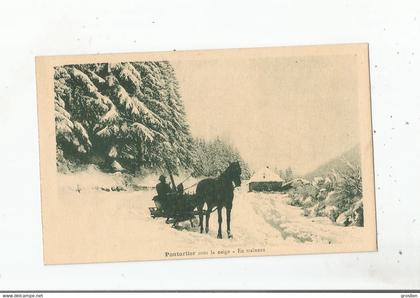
xmin=248 ymin=166 xmax=284 ymax=183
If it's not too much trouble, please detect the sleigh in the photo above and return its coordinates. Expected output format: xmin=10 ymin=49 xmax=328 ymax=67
xmin=148 ymin=160 xmax=203 ymax=226
xmin=149 ymin=192 xmax=200 ymax=226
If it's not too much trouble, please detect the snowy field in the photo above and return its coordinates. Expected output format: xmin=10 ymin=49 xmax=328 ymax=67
xmin=42 ymin=171 xmax=368 ymax=264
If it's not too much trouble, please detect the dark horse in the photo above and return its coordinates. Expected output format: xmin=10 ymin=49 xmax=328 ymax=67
xmin=195 ymin=161 xmax=241 ymax=239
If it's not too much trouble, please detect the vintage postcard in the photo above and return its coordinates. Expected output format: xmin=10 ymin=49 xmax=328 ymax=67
xmin=36 ymin=44 xmax=376 ymax=264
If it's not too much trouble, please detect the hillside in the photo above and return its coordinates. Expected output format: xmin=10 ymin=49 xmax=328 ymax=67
xmin=304 ymin=145 xmax=361 ymax=179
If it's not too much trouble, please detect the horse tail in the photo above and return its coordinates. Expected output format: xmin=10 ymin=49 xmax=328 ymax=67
xmin=195 ymin=180 xmax=204 ymax=204
xmin=195 ymin=179 xmax=210 ymax=211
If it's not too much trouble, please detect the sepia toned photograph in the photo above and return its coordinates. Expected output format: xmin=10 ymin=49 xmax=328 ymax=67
xmin=36 ymin=44 xmax=376 ymax=264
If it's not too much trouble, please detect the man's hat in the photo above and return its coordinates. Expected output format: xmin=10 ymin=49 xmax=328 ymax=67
xmin=159 ymin=175 xmax=166 ymax=182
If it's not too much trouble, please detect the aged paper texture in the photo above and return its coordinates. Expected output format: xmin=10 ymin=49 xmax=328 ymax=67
xmin=36 ymin=44 xmax=376 ymax=264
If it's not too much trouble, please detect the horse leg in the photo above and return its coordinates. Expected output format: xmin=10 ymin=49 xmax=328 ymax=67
xmin=198 ymin=204 xmax=204 ymax=233
xmin=217 ymin=207 xmax=223 ymax=239
xmin=205 ymin=207 xmax=211 ymax=234
xmin=226 ymin=207 xmax=233 ymax=239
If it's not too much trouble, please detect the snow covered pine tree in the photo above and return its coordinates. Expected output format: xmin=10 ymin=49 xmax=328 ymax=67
xmin=53 ymin=61 xmax=195 ymax=174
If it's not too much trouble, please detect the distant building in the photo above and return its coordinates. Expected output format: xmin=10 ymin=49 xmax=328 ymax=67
xmin=248 ymin=166 xmax=284 ymax=192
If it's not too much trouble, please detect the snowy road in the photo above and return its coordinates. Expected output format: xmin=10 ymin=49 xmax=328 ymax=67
xmin=118 ymin=188 xmax=365 ymax=248
xmin=48 ymin=183 xmax=367 ymax=263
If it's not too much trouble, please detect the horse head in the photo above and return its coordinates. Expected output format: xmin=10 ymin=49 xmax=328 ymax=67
xmin=227 ymin=161 xmax=242 ymax=187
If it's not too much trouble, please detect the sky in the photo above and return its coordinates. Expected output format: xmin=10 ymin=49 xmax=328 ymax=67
xmin=172 ymin=54 xmax=360 ymax=175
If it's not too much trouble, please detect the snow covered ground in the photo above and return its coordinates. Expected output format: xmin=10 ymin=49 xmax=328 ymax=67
xmin=44 ymin=173 xmax=368 ymax=264
xmin=121 ymin=187 xmax=366 ymax=248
